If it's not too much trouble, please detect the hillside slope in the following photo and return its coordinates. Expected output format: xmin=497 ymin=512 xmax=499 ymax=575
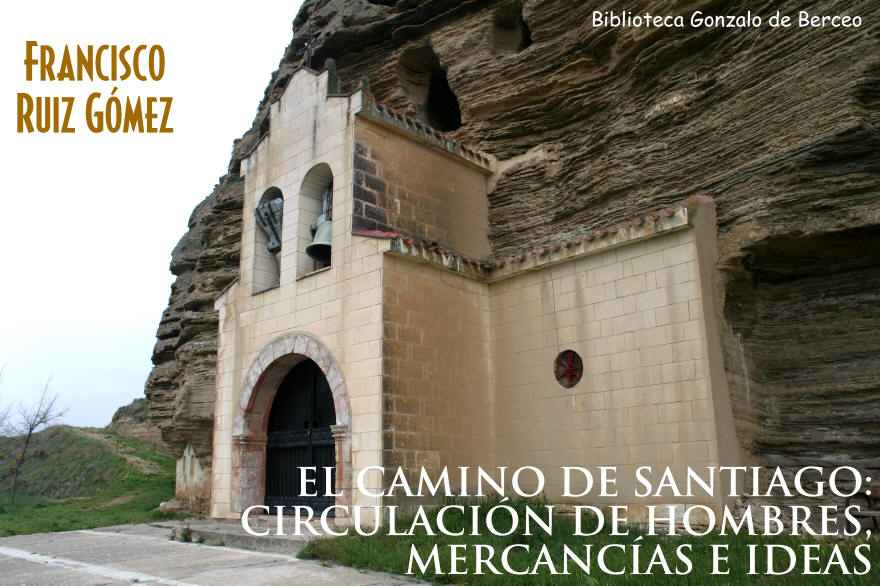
xmin=0 ymin=426 xmax=179 ymax=536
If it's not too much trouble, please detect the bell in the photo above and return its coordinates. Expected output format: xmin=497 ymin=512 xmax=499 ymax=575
xmin=306 ymin=220 xmax=332 ymax=264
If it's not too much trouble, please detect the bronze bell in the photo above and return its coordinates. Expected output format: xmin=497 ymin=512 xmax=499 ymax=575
xmin=306 ymin=220 xmax=332 ymax=264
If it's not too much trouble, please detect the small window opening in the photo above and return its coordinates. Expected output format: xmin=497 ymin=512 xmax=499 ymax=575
xmin=554 ymin=350 xmax=583 ymax=388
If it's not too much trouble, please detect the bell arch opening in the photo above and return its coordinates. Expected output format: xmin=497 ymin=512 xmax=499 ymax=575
xmin=299 ymin=164 xmax=334 ymax=277
xmin=253 ymin=186 xmax=284 ymax=293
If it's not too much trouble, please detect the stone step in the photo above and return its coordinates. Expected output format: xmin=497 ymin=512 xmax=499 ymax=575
xmin=156 ymin=517 xmax=325 ymax=555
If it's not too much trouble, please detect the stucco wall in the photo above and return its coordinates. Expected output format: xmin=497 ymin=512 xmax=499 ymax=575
xmin=175 ymin=444 xmax=211 ymax=512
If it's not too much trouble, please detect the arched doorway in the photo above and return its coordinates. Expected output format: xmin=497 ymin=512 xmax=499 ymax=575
xmin=265 ymin=358 xmax=336 ymax=513
xmin=232 ymin=331 xmax=351 ymax=516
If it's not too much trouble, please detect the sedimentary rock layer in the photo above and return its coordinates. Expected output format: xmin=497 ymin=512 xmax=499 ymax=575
xmin=145 ymin=177 xmax=242 ymax=457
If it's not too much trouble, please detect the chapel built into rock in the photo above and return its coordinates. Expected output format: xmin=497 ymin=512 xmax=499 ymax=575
xmin=201 ymin=65 xmax=740 ymax=523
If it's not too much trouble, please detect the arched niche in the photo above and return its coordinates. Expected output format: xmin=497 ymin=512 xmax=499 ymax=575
xmin=253 ymin=187 xmax=284 ymax=293
xmin=298 ymin=164 xmax=334 ymax=277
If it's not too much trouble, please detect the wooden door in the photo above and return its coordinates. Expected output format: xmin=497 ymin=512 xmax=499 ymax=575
xmin=265 ymin=359 xmax=336 ymax=512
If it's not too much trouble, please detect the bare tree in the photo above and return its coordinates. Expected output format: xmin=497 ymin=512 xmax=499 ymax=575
xmin=1 ymin=378 xmax=67 ymax=508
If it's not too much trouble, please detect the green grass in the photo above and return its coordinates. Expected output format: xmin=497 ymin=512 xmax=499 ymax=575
xmin=112 ymin=397 xmax=151 ymax=422
xmin=299 ymin=498 xmax=877 ymax=584
xmin=0 ymin=426 xmax=123 ymax=500
xmin=0 ymin=425 xmax=183 ymax=536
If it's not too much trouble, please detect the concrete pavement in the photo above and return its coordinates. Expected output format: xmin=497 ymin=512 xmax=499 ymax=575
xmin=0 ymin=523 xmax=418 ymax=585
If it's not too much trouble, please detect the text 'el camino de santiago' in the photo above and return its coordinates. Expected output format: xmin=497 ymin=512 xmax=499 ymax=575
xmin=17 ymin=42 xmax=173 ymax=134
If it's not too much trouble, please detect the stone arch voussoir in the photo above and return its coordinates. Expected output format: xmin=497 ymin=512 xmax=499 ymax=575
xmin=235 ymin=331 xmax=351 ymax=437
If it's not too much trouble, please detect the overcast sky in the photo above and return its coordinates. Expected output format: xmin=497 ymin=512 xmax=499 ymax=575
xmin=0 ymin=1 xmax=305 ymax=427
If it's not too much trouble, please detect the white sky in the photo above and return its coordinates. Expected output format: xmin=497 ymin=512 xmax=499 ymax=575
xmin=0 ymin=1 xmax=305 ymax=427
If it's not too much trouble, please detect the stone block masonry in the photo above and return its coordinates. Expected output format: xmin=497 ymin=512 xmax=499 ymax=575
xmin=352 ymin=111 xmax=491 ymax=260
xmin=381 ymin=255 xmax=494 ymax=500
xmin=384 ymin=196 xmax=740 ymax=517
xmin=493 ymin=222 xmax=720 ymax=503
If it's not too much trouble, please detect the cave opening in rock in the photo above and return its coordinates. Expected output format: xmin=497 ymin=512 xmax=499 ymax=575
xmin=426 ymin=69 xmax=461 ymax=131
xmin=493 ymin=1 xmax=532 ymax=53
xmin=723 ymin=226 xmax=880 ymax=473
xmin=398 ymin=45 xmax=462 ymax=132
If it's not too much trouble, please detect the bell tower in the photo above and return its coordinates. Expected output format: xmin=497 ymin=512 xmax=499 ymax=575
xmin=211 ymin=61 xmax=494 ymax=521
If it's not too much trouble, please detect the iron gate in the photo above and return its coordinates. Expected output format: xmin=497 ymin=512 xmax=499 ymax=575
xmin=265 ymin=359 xmax=336 ymax=513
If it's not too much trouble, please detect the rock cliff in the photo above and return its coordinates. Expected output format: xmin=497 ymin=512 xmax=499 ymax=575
xmin=144 ymin=176 xmax=242 ymax=460
xmin=145 ymin=0 xmax=879 ymax=503
xmin=108 ymin=398 xmax=171 ymax=455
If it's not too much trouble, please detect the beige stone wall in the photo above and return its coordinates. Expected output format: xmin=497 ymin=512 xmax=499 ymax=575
xmin=377 ymin=201 xmax=737 ymax=513
xmin=381 ymin=255 xmax=494 ymax=495
xmin=352 ymin=117 xmax=490 ymax=258
xmin=490 ymin=208 xmax=735 ymax=511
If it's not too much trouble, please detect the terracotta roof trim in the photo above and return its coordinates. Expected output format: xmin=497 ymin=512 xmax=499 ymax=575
xmin=362 ymin=196 xmax=712 ymax=281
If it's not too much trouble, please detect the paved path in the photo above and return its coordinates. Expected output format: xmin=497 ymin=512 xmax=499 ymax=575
xmin=0 ymin=524 xmax=417 ymax=585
